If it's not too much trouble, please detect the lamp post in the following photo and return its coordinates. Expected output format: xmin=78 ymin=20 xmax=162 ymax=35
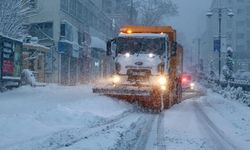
xmin=206 ymin=7 xmax=233 ymax=81
xmin=192 ymin=38 xmax=201 ymax=71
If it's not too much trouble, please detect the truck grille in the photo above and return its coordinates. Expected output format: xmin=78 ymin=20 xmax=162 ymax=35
xmin=127 ymin=69 xmax=151 ymax=82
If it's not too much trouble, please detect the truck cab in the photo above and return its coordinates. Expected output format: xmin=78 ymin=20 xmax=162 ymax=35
xmin=108 ymin=32 xmax=169 ymax=90
xmin=93 ymin=25 xmax=182 ymax=111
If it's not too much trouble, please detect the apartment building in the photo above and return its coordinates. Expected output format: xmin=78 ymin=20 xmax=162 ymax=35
xmin=26 ymin=0 xmax=115 ymax=84
xmin=201 ymin=0 xmax=250 ymax=75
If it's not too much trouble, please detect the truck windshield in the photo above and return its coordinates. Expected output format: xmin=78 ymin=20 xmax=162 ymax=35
xmin=116 ymin=37 xmax=166 ymax=55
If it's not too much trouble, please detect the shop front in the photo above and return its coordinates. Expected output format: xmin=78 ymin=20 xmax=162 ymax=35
xmin=0 ymin=35 xmax=22 ymax=88
xmin=22 ymin=43 xmax=49 ymax=82
xmin=58 ymin=40 xmax=79 ymax=85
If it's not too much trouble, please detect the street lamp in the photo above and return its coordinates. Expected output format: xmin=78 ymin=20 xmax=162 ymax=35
xmin=206 ymin=7 xmax=233 ymax=81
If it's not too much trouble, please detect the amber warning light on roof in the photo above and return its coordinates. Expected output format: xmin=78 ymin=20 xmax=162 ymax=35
xmin=120 ymin=25 xmax=176 ymax=41
xmin=127 ymin=29 xmax=132 ymax=34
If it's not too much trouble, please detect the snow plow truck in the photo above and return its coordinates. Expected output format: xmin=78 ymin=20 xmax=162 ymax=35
xmin=93 ymin=25 xmax=183 ymax=111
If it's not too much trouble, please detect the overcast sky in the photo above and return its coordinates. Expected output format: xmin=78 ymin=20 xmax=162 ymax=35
xmin=164 ymin=0 xmax=212 ymax=47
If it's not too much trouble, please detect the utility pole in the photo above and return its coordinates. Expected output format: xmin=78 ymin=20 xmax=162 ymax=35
xmin=206 ymin=5 xmax=234 ymax=81
xmin=198 ymin=38 xmax=201 ymax=69
xmin=218 ymin=8 xmax=222 ymax=80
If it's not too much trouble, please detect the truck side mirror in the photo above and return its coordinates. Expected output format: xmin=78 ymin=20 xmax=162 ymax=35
xmin=107 ymin=40 xmax=112 ymax=56
xmin=171 ymin=42 xmax=177 ymax=56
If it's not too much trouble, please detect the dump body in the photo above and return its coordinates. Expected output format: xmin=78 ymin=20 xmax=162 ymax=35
xmin=93 ymin=25 xmax=183 ymax=111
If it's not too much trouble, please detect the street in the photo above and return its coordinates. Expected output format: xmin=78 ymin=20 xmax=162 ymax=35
xmin=0 ymin=85 xmax=249 ymax=150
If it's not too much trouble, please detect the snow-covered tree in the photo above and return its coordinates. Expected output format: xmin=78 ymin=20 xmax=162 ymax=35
xmin=223 ymin=47 xmax=234 ymax=81
xmin=133 ymin=0 xmax=178 ymax=25
xmin=209 ymin=59 xmax=216 ymax=79
xmin=0 ymin=0 xmax=34 ymax=38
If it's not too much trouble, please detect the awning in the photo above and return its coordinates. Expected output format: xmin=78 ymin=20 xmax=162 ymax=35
xmin=90 ymin=36 xmax=106 ymax=50
xmin=23 ymin=43 xmax=49 ymax=53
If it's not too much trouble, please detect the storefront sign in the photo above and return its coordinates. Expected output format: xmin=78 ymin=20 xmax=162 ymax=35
xmin=58 ymin=41 xmax=72 ymax=54
xmin=1 ymin=40 xmax=14 ymax=76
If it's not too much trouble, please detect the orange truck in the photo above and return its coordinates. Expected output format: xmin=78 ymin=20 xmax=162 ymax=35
xmin=93 ymin=25 xmax=183 ymax=111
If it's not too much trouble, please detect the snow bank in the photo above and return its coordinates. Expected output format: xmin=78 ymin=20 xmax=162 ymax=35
xmin=0 ymin=85 xmax=132 ymax=148
xmin=202 ymin=80 xmax=250 ymax=107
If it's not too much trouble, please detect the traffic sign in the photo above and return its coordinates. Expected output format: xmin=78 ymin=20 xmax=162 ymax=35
xmin=214 ymin=39 xmax=220 ymax=52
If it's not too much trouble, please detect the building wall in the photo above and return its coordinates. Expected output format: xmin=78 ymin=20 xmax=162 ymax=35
xmin=101 ymin=0 xmax=132 ymax=30
xmin=27 ymin=0 xmax=116 ymax=84
xmin=201 ymin=0 xmax=250 ymax=76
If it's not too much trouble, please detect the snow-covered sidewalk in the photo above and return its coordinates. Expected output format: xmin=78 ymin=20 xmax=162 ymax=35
xmin=162 ymin=89 xmax=250 ymax=150
xmin=0 ymin=85 xmax=132 ymax=149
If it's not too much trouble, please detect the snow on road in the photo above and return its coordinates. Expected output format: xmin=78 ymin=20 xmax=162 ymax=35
xmin=0 ymin=85 xmax=132 ymax=149
xmin=162 ymin=90 xmax=250 ymax=150
xmin=0 ymin=85 xmax=250 ymax=150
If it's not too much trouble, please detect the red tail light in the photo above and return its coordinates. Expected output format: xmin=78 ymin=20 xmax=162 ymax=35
xmin=182 ymin=77 xmax=188 ymax=84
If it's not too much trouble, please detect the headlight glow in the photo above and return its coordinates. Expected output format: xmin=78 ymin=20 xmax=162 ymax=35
xmin=125 ymin=52 xmax=130 ymax=58
xmin=149 ymin=53 xmax=154 ymax=58
xmin=161 ymin=85 xmax=166 ymax=91
xmin=190 ymin=82 xmax=195 ymax=90
xmin=158 ymin=76 xmax=167 ymax=85
xmin=112 ymin=75 xmax=120 ymax=84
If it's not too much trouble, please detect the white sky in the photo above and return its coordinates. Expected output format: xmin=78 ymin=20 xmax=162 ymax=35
xmin=164 ymin=0 xmax=213 ymax=47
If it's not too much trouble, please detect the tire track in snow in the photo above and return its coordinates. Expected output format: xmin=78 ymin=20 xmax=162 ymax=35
xmin=156 ymin=113 xmax=166 ymax=150
xmin=193 ymin=101 xmax=238 ymax=150
xmin=112 ymin=112 xmax=166 ymax=150
xmin=3 ymin=109 xmax=138 ymax=150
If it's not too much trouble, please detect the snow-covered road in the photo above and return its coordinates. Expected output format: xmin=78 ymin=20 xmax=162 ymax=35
xmin=0 ymin=85 xmax=250 ymax=150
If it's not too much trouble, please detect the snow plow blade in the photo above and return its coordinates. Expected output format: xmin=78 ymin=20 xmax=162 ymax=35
xmin=92 ymin=86 xmax=151 ymax=97
xmin=92 ymin=85 xmax=168 ymax=111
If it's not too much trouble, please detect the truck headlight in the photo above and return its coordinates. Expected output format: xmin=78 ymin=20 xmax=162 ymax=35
xmin=158 ymin=76 xmax=167 ymax=85
xmin=161 ymin=85 xmax=166 ymax=91
xmin=190 ymin=82 xmax=195 ymax=90
xmin=148 ymin=53 xmax=154 ymax=58
xmin=112 ymin=75 xmax=120 ymax=84
xmin=125 ymin=52 xmax=130 ymax=58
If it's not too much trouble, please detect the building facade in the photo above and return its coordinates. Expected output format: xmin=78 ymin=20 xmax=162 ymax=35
xmin=101 ymin=0 xmax=136 ymax=30
xmin=26 ymin=0 xmax=115 ymax=85
xmin=201 ymin=0 xmax=250 ymax=76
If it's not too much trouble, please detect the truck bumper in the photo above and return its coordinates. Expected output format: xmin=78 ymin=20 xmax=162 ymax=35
xmin=93 ymin=85 xmax=151 ymax=96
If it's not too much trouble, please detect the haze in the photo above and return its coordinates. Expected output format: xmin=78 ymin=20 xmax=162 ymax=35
xmin=167 ymin=0 xmax=212 ymax=47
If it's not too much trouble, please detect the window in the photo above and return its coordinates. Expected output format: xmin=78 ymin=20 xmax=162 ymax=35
xmin=237 ymin=9 xmax=244 ymax=15
xmin=60 ymin=22 xmax=73 ymax=41
xmin=246 ymin=6 xmax=250 ymax=15
xmin=76 ymin=1 xmax=82 ymax=18
xmin=82 ymin=7 xmax=88 ymax=20
xmin=236 ymin=33 xmax=245 ymax=39
xmin=227 ymin=32 xmax=233 ymax=40
xmin=61 ymin=0 xmax=68 ymax=11
xmin=29 ymin=22 xmax=53 ymax=39
xmin=78 ymin=32 xmax=86 ymax=45
xmin=247 ymin=40 xmax=250 ymax=50
xmin=236 ymin=45 xmax=245 ymax=52
xmin=69 ymin=0 xmax=76 ymax=16
xmin=60 ymin=23 xmax=66 ymax=37
xmin=29 ymin=0 xmax=37 ymax=9
xmin=227 ymin=20 xmax=233 ymax=28
xmin=246 ymin=19 xmax=250 ymax=27
xmin=236 ymin=21 xmax=245 ymax=27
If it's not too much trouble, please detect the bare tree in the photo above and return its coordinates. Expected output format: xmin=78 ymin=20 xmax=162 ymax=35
xmin=133 ymin=0 xmax=178 ymax=25
xmin=0 ymin=0 xmax=34 ymax=38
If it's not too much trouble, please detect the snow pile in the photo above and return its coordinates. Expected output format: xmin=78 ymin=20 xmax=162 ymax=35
xmin=0 ymin=85 xmax=132 ymax=149
xmin=202 ymin=80 xmax=250 ymax=107
xmin=220 ymin=86 xmax=250 ymax=107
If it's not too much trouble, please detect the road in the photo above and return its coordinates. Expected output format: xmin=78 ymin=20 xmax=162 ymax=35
xmin=0 ymin=85 xmax=250 ymax=150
